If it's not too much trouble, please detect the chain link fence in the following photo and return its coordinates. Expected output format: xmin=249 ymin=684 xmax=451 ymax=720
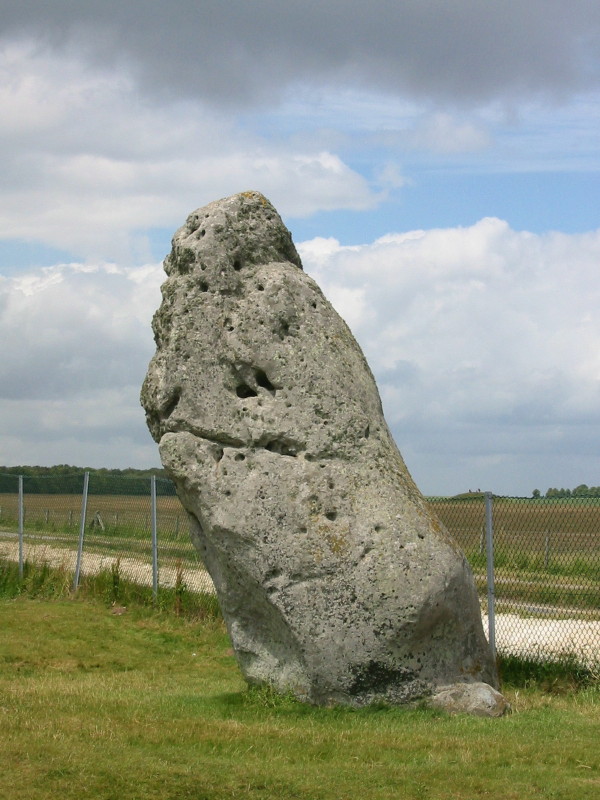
xmin=1 ymin=474 xmax=599 ymax=667
xmin=0 ymin=471 xmax=215 ymax=616
xmin=430 ymin=494 xmax=600 ymax=668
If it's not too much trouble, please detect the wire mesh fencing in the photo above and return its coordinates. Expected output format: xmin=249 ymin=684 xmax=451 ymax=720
xmin=1 ymin=473 xmax=599 ymax=666
xmin=430 ymin=494 xmax=600 ymax=667
xmin=0 ymin=471 xmax=215 ymax=616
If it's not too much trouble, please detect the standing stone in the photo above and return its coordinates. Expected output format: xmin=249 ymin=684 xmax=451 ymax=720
xmin=141 ymin=191 xmax=499 ymax=708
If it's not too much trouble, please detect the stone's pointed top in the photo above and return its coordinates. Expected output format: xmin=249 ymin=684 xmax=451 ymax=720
xmin=168 ymin=190 xmax=303 ymax=276
xmin=186 ymin=190 xmax=274 ymax=224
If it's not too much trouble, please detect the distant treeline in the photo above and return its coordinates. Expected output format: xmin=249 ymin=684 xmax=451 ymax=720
xmin=533 ymin=485 xmax=600 ymax=498
xmin=0 ymin=465 xmax=176 ymax=496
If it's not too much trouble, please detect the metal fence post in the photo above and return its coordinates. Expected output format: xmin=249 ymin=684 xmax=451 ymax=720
xmin=73 ymin=471 xmax=90 ymax=591
xmin=18 ymin=475 xmax=24 ymax=579
xmin=544 ymin=531 xmax=550 ymax=570
xmin=151 ymin=475 xmax=158 ymax=600
xmin=484 ymin=491 xmax=496 ymax=661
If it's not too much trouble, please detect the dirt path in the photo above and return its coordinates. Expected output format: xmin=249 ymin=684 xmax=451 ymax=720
xmin=482 ymin=614 xmax=600 ymax=667
xmin=0 ymin=537 xmax=215 ymax=595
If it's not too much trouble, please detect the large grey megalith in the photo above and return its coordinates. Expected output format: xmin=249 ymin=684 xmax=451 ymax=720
xmin=141 ymin=191 xmax=501 ymax=711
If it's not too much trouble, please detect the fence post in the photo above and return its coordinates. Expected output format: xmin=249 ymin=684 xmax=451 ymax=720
xmin=73 ymin=471 xmax=90 ymax=591
xmin=484 ymin=491 xmax=496 ymax=661
xmin=151 ymin=476 xmax=158 ymax=600
xmin=18 ymin=475 xmax=24 ymax=580
xmin=544 ymin=532 xmax=550 ymax=570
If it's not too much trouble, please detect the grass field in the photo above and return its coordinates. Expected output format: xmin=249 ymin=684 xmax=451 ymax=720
xmin=431 ymin=497 xmax=600 ymax=615
xmin=0 ymin=492 xmax=185 ymax=539
xmin=1 ymin=593 xmax=599 ymax=800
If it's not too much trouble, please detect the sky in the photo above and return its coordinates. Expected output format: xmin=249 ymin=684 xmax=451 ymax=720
xmin=1 ymin=0 xmax=599 ymax=496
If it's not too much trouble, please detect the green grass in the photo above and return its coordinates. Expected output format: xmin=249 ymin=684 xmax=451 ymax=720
xmin=1 ymin=581 xmax=600 ymax=799
xmin=0 ymin=558 xmax=220 ymax=621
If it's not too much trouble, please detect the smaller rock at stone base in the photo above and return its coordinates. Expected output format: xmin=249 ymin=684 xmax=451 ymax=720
xmin=427 ymin=682 xmax=510 ymax=717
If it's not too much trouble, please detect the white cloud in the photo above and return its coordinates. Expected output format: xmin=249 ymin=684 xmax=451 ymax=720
xmin=0 ymin=260 xmax=163 ymax=468
xmin=1 ymin=220 xmax=599 ymax=494
xmin=299 ymin=220 xmax=600 ymax=491
xmin=0 ymin=43 xmax=377 ymax=261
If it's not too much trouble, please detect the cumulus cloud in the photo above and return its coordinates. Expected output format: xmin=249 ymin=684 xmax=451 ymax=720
xmin=0 ymin=43 xmax=376 ymax=261
xmin=1 ymin=221 xmax=599 ymax=493
xmin=299 ymin=220 xmax=600 ymax=491
xmin=0 ymin=262 xmax=162 ymax=467
xmin=1 ymin=2 xmax=599 ymax=494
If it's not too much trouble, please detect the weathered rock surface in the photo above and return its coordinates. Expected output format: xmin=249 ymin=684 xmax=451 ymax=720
xmin=141 ymin=190 xmax=499 ymax=707
xmin=428 ymin=682 xmax=510 ymax=717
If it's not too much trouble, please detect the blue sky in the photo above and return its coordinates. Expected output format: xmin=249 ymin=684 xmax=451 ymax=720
xmin=1 ymin=1 xmax=599 ymax=496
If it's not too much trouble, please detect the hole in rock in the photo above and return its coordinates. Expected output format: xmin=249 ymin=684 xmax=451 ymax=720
xmin=236 ymin=384 xmax=258 ymax=398
xmin=264 ymin=439 xmax=298 ymax=457
xmin=265 ymin=568 xmax=282 ymax=581
xmin=214 ymin=447 xmax=224 ymax=463
xmin=364 ymin=424 xmax=370 ymax=439
xmin=234 ymin=453 xmax=246 ymax=461
xmin=279 ymin=321 xmax=290 ymax=338
xmin=163 ymin=387 xmax=181 ymax=419
xmin=374 ymin=524 xmax=383 ymax=532
xmin=257 ymin=284 xmax=265 ymax=291
xmin=199 ymin=281 xmax=209 ymax=292
xmin=325 ymin=511 xmax=337 ymax=521
xmin=255 ymin=369 xmax=275 ymax=393
xmin=233 ymin=258 xmax=243 ymax=271
xmin=199 ymin=229 xmax=206 ymax=237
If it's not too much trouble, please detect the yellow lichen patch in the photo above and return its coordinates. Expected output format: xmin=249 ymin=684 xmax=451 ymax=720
xmin=325 ymin=530 xmax=349 ymax=555
xmin=241 ymin=190 xmax=269 ymax=205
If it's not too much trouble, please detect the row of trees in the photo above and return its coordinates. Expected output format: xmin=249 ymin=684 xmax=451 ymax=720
xmin=0 ymin=465 xmax=175 ymax=495
xmin=532 ymin=485 xmax=600 ymax=498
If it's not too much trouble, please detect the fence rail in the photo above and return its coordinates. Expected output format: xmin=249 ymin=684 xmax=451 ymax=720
xmin=1 ymin=474 xmax=599 ymax=667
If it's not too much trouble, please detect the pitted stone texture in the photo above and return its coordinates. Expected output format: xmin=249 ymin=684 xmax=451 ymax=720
xmin=141 ymin=191 xmax=499 ymax=707
xmin=428 ymin=682 xmax=510 ymax=717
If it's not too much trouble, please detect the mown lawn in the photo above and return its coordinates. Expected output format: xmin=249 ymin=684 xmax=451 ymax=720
xmin=1 ymin=596 xmax=599 ymax=800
